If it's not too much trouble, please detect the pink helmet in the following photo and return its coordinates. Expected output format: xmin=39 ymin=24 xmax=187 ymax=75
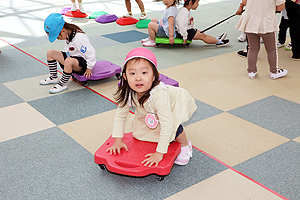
xmin=123 ymin=47 xmax=157 ymax=68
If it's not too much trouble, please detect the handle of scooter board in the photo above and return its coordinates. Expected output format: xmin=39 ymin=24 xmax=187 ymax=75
xmin=200 ymin=10 xmax=245 ymax=33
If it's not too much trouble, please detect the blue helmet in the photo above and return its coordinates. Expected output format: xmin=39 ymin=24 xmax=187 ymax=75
xmin=44 ymin=13 xmax=65 ymax=43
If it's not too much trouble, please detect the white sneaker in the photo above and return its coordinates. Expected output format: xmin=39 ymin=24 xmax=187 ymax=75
xmin=49 ymin=84 xmax=68 ymax=94
xmin=270 ymin=69 xmax=288 ymax=80
xmin=216 ymin=39 xmax=230 ymax=47
xmin=40 ymin=77 xmax=59 ymax=85
xmin=79 ymin=6 xmax=86 ymax=13
xmin=276 ymin=43 xmax=284 ymax=48
xmin=123 ymin=13 xmax=132 ymax=18
xmin=141 ymin=37 xmax=150 ymax=43
xmin=142 ymin=40 xmax=156 ymax=47
xmin=238 ymin=32 xmax=246 ymax=42
xmin=285 ymin=43 xmax=292 ymax=51
xmin=71 ymin=5 xmax=77 ymax=11
xmin=174 ymin=141 xmax=192 ymax=165
xmin=248 ymin=72 xmax=257 ymax=79
xmin=139 ymin=13 xmax=147 ymax=20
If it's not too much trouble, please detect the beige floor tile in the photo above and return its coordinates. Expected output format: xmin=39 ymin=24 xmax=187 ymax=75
xmin=88 ymin=78 xmax=120 ymax=101
xmin=165 ymin=169 xmax=285 ymax=200
xmin=3 ymin=74 xmax=84 ymax=101
xmin=185 ymin=113 xmax=290 ymax=167
xmin=59 ymin=109 xmax=134 ymax=154
xmin=0 ymin=102 xmax=55 ymax=142
xmin=188 ymin=77 xmax=270 ymax=111
xmin=293 ymin=136 xmax=300 ymax=144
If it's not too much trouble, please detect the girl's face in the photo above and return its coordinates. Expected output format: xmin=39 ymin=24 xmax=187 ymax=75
xmin=163 ymin=0 xmax=175 ymax=7
xmin=124 ymin=59 xmax=155 ymax=99
xmin=190 ymin=0 xmax=200 ymax=10
xmin=57 ymin=28 xmax=68 ymax=40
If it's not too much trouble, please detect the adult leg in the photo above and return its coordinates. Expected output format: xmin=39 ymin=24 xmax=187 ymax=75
xmin=246 ymin=33 xmax=260 ymax=73
xmin=285 ymin=0 xmax=300 ymax=59
xmin=278 ymin=16 xmax=290 ymax=45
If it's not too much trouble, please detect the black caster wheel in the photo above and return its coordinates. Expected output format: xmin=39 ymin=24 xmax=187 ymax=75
xmin=81 ymin=81 xmax=88 ymax=87
xmin=155 ymin=43 xmax=161 ymax=48
xmin=71 ymin=75 xmax=78 ymax=82
xmin=158 ymin=176 xmax=165 ymax=181
xmin=184 ymin=43 xmax=190 ymax=48
xmin=98 ymin=164 xmax=106 ymax=170
xmin=115 ymin=73 xmax=121 ymax=80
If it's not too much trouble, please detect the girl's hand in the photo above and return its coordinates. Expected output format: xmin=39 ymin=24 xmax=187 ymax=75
xmin=84 ymin=68 xmax=92 ymax=78
xmin=141 ymin=152 xmax=164 ymax=167
xmin=169 ymin=36 xmax=174 ymax=44
xmin=106 ymin=138 xmax=128 ymax=155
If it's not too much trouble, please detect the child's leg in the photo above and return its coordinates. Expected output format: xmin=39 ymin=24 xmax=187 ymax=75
xmin=125 ymin=0 xmax=132 ymax=14
xmin=260 ymin=32 xmax=279 ymax=74
xmin=147 ymin=22 xmax=159 ymax=40
xmin=247 ymin=33 xmax=260 ymax=73
xmin=47 ymin=49 xmax=65 ymax=78
xmin=135 ymin=0 xmax=145 ymax=13
xmin=175 ymin=129 xmax=189 ymax=147
xmin=193 ymin=31 xmax=218 ymax=44
xmin=174 ymin=125 xmax=192 ymax=165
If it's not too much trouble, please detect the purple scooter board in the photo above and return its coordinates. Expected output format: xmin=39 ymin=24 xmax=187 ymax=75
xmin=72 ymin=61 xmax=122 ymax=86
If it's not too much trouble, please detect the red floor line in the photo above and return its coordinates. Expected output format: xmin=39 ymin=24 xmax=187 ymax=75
xmin=192 ymin=145 xmax=289 ymax=200
xmin=0 ymin=37 xmax=133 ymax=114
xmin=3 ymin=37 xmax=287 ymax=200
xmin=0 ymin=38 xmax=48 ymax=66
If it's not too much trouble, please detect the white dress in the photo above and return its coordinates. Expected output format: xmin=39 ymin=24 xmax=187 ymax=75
xmin=235 ymin=0 xmax=285 ymax=34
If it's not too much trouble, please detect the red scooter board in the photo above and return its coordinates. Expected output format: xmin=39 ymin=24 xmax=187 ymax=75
xmin=72 ymin=60 xmax=121 ymax=86
xmin=94 ymin=132 xmax=181 ymax=180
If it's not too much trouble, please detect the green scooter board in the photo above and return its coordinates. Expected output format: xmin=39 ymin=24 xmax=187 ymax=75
xmin=155 ymin=37 xmax=192 ymax=48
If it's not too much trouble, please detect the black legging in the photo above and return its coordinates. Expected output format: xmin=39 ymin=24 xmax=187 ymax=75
xmin=285 ymin=0 xmax=300 ymax=59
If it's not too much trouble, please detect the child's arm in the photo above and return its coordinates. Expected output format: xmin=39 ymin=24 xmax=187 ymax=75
xmin=141 ymin=89 xmax=173 ymax=167
xmin=168 ymin=16 xmax=175 ymax=44
xmin=236 ymin=2 xmax=244 ymax=15
xmin=106 ymin=104 xmax=131 ymax=155
xmin=276 ymin=3 xmax=285 ymax=12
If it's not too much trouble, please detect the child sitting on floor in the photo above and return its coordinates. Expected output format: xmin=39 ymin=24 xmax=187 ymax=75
xmin=175 ymin=0 xmax=229 ymax=47
xmin=142 ymin=0 xmax=179 ymax=47
xmin=41 ymin=13 xmax=96 ymax=93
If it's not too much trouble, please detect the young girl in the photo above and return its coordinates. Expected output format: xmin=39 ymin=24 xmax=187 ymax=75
xmin=142 ymin=0 xmax=179 ymax=47
xmin=41 ymin=13 xmax=96 ymax=93
xmin=123 ymin=0 xmax=147 ymax=20
xmin=175 ymin=0 xmax=229 ymax=47
xmin=106 ymin=48 xmax=197 ymax=167
xmin=71 ymin=0 xmax=85 ymax=13
xmin=235 ymin=0 xmax=287 ymax=79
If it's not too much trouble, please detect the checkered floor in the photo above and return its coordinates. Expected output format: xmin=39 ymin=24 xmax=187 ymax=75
xmin=1 ymin=0 xmax=299 ymax=199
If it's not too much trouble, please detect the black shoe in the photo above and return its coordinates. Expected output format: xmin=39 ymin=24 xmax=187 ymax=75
xmin=237 ymin=49 xmax=247 ymax=58
xmin=292 ymin=55 xmax=300 ymax=61
xmin=218 ymin=32 xmax=227 ymax=41
xmin=216 ymin=39 xmax=230 ymax=47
